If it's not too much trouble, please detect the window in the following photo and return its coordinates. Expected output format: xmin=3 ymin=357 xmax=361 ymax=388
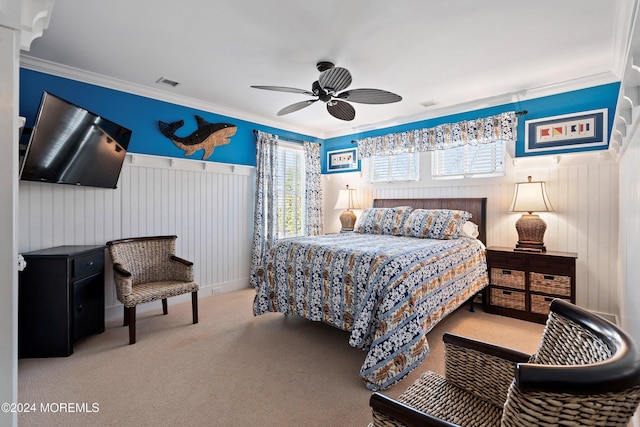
xmin=431 ymin=140 xmax=505 ymax=179
xmin=276 ymin=143 xmax=305 ymax=238
xmin=364 ymin=152 xmax=419 ymax=183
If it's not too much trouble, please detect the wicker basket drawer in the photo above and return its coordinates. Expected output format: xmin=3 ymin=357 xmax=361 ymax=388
xmin=530 ymin=294 xmax=570 ymax=315
xmin=490 ymin=288 xmax=525 ymax=311
xmin=490 ymin=268 xmax=525 ymax=290
xmin=529 ymin=272 xmax=571 ymax=296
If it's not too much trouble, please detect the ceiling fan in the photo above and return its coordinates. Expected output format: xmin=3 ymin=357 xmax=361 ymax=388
xmin=251 ymin=61 xmax=402 ymax=121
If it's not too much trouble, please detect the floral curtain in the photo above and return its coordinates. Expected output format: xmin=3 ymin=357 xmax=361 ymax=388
xmin=250 ymin=131 xmax=279 ymax=288
xmin=304 ymin=142 xmax=323 ymax=236
xmin=356 ymin=111 xmax=517 ymax=157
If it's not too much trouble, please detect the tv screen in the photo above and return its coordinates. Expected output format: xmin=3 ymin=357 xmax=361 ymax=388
xmin=20 ymin=92 xmax=132 ymax=189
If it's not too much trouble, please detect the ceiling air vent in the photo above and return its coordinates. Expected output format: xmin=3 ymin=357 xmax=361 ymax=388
xmin=156 ymin=77 xmax=181 ymax=88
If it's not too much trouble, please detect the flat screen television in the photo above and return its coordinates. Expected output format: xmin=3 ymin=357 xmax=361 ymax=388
xmin=20 ymin=92 xmax=132 ymax=189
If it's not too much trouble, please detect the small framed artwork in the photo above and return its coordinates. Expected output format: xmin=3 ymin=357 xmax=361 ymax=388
xmin=524 ymin=109 xmax=608 ymax=154
xmin=327 ymin=147 xmax=358 ymax=172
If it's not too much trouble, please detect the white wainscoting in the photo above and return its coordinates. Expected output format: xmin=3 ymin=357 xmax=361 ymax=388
xmin=18 ymin=153 xmax=255 ymax=320
xmin=323 ymin=152 xmax=620 ymax=318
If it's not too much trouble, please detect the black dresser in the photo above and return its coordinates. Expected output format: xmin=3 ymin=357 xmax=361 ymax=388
xmin=18 ymin=245 xmax=106 ymax=358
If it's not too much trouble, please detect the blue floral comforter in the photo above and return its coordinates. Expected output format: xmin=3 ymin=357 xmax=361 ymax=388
xmin=253 ymin=233 xmax=488 ymax=390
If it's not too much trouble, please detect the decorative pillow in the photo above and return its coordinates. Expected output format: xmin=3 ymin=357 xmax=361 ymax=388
xmin=354 ymin=206 xmax=413 ymax=236
xmin=404 ymin=209 xmax=472 ymax=240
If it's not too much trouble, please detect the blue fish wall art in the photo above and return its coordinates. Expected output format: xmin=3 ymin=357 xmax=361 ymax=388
xmin=158 ymin=115 xmax=237 ymax=160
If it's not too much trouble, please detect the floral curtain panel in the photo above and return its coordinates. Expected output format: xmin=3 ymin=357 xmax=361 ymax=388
xmin=304 ymin=141 xmax=323 ymax=236
xmin=250 ymin=131 xmax=279 ymax=288
xmin=356 ymin=111 xmax=517 ymax=157
xmin=250 ymin=132 xmax=324 ymax=287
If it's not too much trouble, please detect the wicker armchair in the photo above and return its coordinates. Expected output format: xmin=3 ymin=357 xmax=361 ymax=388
xmin=106 ymin=235 xmax=199 ymax=344
xmin=370 ymin=299 xmax=640 ymax=427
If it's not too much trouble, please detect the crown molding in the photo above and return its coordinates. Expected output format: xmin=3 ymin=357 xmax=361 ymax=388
xmin=19 ymin=54 xmax=321 ymax=138
xmin=21 ymin=54 xmax=619 ymax=142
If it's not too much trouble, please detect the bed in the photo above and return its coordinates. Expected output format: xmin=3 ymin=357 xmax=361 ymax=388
xmin=253 ymin=198 xmax=489 ymax=390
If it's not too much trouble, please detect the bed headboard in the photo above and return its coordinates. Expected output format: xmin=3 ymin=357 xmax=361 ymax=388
xmin=372 ymin=198 xmax=487 ymax=245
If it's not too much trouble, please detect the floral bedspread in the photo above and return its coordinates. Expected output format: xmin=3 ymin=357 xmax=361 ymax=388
xmin=252 ymin=233 xmax=488 ymax=390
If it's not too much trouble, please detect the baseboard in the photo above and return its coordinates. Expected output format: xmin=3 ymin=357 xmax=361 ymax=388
xmin=104 ymin=278 xmax=251 ymax=322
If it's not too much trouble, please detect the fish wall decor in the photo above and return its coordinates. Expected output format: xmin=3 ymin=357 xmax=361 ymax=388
xmin=158 ymin=115 xmax=237 ymax=160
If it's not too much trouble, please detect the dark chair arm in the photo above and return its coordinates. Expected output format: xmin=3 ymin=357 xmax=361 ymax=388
xmin=369 ymin=393 xmax=460 ymax=427
xmin=170 ymin=255 xmax=193 ymax=266
xmin=113 ymin=263 xmax=132 ymax=277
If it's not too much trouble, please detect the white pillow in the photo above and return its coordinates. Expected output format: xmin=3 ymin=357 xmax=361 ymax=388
xmin=460 ymin=221 xmax=479 ymax=239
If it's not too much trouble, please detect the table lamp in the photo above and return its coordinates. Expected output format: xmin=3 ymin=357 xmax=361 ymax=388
xmin=509 ymin=176 xmax=554 ymax=252
xmin=334 ymin=185 xmax=361 ymax=232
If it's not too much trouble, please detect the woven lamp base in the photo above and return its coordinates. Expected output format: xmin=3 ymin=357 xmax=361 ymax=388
xmin=339 ymin=210 xmax=357 ymax=232
xmin=515 ymin=213 xmax=547 ymax=252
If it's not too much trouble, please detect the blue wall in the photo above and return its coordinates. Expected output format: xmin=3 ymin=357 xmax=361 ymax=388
xmin=20 ymin=69 xmax=619 ymax=174
xmin=321 ymin=82 xmax=620 ymax=173
xmin=19 ymin=68 xmax=320 ymax=167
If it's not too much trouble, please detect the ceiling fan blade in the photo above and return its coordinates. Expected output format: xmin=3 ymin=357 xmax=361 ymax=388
xmin=251 ymin=86 xmax=314 ymax=96
xmin=327 ymin=100 xmax=355 ymax=121
xmin=336 ymin=88 xmax=402 ymax=104
xmin=318 ymin=67 xmax=352 ymax=93
xmin=277 ymin=99 xmax=318 ymax=116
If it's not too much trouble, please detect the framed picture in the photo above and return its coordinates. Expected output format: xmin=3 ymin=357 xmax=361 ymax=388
xmin=327 ymin=147 xmax=358 ymax=172
xmin=524 ymin=109 xmax=608 ymax=154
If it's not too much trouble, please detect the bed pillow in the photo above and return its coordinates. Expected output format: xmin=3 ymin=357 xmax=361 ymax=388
xmin=354 ymin=206 xmax=413 ymax=235
xmin=403 ymin=209 xmax=472 ymax=239
xmin=460 ymin=221 xmax=480 ymax=239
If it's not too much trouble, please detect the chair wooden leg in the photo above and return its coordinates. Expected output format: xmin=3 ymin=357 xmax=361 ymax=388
xmin=162 ymin=298 xmax=168 ymax=315
xmin=128 ymin=306 xmax=136 ymax=345
xmin=123 ymin=305 xmax=129 ymax=326
xmin=192 ymin=291 xmax=199 ymax=324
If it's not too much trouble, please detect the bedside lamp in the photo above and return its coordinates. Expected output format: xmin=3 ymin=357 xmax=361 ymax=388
xmin=334 ymin=185 xmax=361 ymax=232
xmin=509 ymin=176 xmax=554 ymax=252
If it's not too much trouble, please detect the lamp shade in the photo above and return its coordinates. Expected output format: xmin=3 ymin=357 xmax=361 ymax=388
xmin=334 ymin=185 xmax=361 ymax=210
xmin=509 ymin=176 xmax=554 ymax=213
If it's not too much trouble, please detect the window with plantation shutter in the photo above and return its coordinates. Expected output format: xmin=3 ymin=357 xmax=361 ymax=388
xmin=364 ymin=152 xmax=419 ymax=183
xmin=276 ymin=143 xmax=306 ymax=238
xmin=431 ymin=140 xmax=506 ymax=179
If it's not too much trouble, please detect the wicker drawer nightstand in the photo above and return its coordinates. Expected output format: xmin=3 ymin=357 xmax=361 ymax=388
xmin=485 ymin=246 xmax=577 ymax=323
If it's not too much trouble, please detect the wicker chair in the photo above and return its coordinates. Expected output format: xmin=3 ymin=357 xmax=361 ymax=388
xmin=106 ymin=235 xmax=199 ymax=344
xmin=370 ymin=299 xmax=640 ymax=427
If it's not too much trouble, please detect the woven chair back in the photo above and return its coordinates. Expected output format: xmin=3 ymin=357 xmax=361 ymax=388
xmin=108 ymin=236 xmax=177 ymax=286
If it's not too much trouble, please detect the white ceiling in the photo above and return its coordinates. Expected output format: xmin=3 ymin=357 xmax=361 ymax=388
xmin=21 ymin=0 xmax=637 ymax=139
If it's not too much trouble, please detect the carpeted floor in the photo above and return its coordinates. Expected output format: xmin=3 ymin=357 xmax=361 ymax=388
xmin=18 ymin=288 xmax=544 ymax=427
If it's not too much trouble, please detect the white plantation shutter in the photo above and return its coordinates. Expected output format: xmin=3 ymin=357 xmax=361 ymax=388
xmin=276 ymin=144 xmax=305 ymax=238
xmin=365 ymin=152 xmax=419 ymax=182
xmin=431 ymin=140 xmax=505 ymax=178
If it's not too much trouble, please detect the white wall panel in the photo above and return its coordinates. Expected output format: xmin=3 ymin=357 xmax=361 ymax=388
xmin=19 ymin=154 xmax=254 ymax=320
xmin=323 ymin=152 xmax=619 ymax=317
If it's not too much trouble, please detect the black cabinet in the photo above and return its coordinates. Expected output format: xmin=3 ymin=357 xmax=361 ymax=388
xmin=19 ymin=245 xmax=106 ymax=358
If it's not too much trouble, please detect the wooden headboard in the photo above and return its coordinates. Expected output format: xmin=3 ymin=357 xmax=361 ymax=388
xmin=372 ymin=198 xmax=487 ymax=245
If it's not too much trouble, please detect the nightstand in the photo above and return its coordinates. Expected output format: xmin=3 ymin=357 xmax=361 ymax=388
xmin=485 ymin=246 xmax=577 ymax=323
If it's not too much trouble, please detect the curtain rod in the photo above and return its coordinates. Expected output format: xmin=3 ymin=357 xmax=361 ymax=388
xmin=252 ymin=129 xmax=321 ymax=146
xmin=349 ymin=110 xmax=528 ymax=143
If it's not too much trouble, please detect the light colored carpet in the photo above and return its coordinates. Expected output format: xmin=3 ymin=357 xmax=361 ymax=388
xmin=18 ymin=289 xmax=544 ymax=427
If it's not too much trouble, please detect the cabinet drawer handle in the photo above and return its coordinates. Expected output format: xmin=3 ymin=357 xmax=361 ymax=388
xmin=543 ymin=275 xmax=555 ymax=280
xmin=77 ymin=304 xmax=83 ymax=313
xmin=502 ymin=269 xmax=512 ymax=275
xmin=88 ymin=261 xmax=94 ymax=266
xmin=544 ymin=297 xmax=553 ymax=302
xmin=502 ymin=290 xmax=512 ymax=296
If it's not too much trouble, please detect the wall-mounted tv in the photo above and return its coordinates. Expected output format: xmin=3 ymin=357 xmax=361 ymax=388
xmin=20 ymin=92 xmax=132 ymax=189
